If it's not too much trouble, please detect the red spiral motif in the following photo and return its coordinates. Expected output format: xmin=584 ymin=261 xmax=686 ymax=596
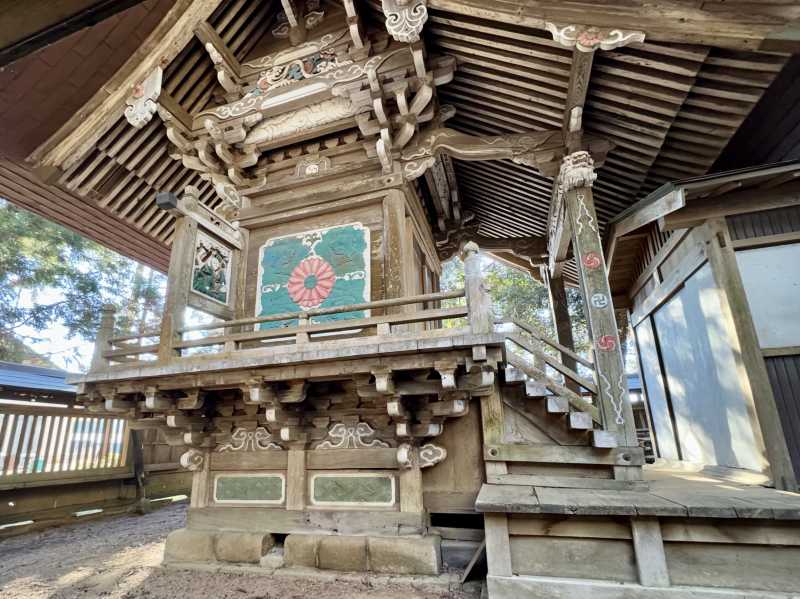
xmin=597 ymin=335 xmax=617 ymax=352
xmin=582 ymin=251 xmax=602 ymax=270
xmin=287 ymin=257 xmax=336 ymax=308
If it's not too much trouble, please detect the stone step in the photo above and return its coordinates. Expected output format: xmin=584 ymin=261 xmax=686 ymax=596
xmin=568 ymin=411 xmax=593 ymax=430
xmin=546 ymin=396 xmax=569 ymax=414
xmin=592 ymin=430 xmax=619 ymax=449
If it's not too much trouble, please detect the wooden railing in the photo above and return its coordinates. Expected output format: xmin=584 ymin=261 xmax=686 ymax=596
xmin=94 ymin=289 xmax=468 ymax=366
xmin=0 ymin=402 xmax=130 ymax=488
xmin=499 ymin=319 xmax=600 ymax=423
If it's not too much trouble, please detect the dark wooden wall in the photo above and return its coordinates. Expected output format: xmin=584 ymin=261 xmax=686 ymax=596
xmin=766 ymin=356 xmax=800 ymax=478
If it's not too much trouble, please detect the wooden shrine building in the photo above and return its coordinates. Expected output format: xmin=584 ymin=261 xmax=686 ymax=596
xmin=2 ymin=1 xmax=800 ymax=597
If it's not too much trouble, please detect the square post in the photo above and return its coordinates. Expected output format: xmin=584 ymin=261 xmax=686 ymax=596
xmin=560 ymin=151 xmax=637 ymax=447
xmin=90 ymin=304 xmax=117 ymax=372
xmin=462 ymin=242 xmax=494 ymax=335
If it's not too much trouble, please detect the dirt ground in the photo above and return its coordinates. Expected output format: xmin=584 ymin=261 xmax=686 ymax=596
xmin=0 ymin=502 xmax=477 ymax=599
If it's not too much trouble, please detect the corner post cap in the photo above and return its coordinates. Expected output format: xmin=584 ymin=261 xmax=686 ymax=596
xmin=462 ymin=241 xmax=480 ymax=256
xmin=101 ymin=304 xmax=117 ymax=313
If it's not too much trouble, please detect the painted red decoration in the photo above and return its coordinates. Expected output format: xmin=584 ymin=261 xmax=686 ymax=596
xmin=582 ymin=251 xmax=602 ymax=270
xmin=287 ymin=257 xmax=336 ymax=308
xmin=597 ymin=335 xmax=617 ymax=351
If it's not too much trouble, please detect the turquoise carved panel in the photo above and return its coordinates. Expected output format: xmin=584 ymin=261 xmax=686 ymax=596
xmin=256 ymin=223 xmax=370 ymax=329
xmin=214 ymin=474 xmax=285 ymax=503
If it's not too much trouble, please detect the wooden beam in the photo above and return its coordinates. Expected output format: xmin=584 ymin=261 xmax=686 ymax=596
xmin=426 ymin=0 xmax=800 ymax=51
xmin=611 ymin=188 xmax=686 ymax=239
xmin=660 ymin=183 xmax=800 ymax=231
xmin=0 ymin=0 xmax=145 ymax=66
xmin=29 ymin=0 xmax=225 ymax=171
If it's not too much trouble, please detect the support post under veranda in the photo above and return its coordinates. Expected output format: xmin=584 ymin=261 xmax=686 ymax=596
xmin=559 ymin=151 xmax=638 ymax=450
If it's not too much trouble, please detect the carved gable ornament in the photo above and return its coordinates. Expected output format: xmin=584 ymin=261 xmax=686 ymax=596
xmin=545 ymin=23 xmax=645 ymax=52
xmin=124 ymin=67 xmax=163 ymax=129
xmin=382 ymin=0 xmax=428 ymax=43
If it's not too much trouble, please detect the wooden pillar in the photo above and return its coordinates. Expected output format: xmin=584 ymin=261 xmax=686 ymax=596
xmin=545 ymin=270 xmax=579 ymax=391
xmin=158 ymin=215 xmax=197 ymax=362
xmin=463 ymin=242 xmax=493 ymax=335
xmin=703 ymin=218 xmax=797 ymax=491
xmin=561 ymin=151 xmax=637 ymax=447
xmin=286 ymin=448 xmax=306 ymax=510
xmin=399 ymin=454 xmax=424 ymax=513
xmin=90 ymin=304 xmax=116 ymax=372
xmin=383 ymin=191 xmax=408 ymax=303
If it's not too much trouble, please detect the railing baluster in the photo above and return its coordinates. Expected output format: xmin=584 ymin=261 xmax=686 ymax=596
xmin=99 ymin=418 xmax=113 ymax=469
xmin=14 ymin=415 xmax=33 ymax=474
xmin=35 ymin=416 xmax=52 ymax=473
xmin=0 ymin=414 xmax=15 ymax=475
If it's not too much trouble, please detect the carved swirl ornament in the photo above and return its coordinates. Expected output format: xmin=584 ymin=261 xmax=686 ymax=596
xmin=218 ymin=427 xmax=282 ymax=452
xmin=316 ymin=422 xmax=390 ymax=449
xmin=545 ymin=23 xmax=645 ymax=52
xmin=382 ymin=0 xmax=428 ymax=43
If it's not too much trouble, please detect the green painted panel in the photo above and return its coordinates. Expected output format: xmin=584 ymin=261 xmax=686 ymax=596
xmin=257 ymin=223 xmax=370 ymax=329
xmin=312 ymin=475 xmax=394 ymax=505
xmin=215 ymin=475 xmax=283 ymax=502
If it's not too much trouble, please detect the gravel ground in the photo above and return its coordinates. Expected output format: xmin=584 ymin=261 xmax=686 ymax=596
xmin=0 ymin=502 xmax=477 ymax=599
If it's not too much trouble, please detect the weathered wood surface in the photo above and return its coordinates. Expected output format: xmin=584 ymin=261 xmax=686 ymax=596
xmin=475 ymin=470 xmax=800 ymax=519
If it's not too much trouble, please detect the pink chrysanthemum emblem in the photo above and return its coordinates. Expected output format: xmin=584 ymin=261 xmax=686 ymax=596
xmin=287 ymin=257 xmax=335 ymax=308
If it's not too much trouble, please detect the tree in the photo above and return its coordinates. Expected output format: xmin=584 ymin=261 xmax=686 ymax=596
xmin=0 ymin=200 xmax=165 ymax=368
xmin=441 ymin=255 xmax=591 ymax=355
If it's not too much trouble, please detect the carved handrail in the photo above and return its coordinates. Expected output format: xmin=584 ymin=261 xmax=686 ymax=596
xmin=177 ymin=288 xmax=466 ymax=334
xmin=506 ymin=351 xmax=600 ymax=424
xmin=505 ymin=330 xmax=597 ymax=394
xmin=503 ymin=318 xmax=594 ymax=370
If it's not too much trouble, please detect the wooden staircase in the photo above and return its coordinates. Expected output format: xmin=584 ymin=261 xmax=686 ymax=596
xmin=497 ymin=320 xmax=617 ymax=450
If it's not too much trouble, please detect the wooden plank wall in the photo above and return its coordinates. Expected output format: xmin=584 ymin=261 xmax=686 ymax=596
xmin=765 ymin=356 xmax=800 ymax=477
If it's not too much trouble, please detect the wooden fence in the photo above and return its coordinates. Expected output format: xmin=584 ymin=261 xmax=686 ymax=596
xmin=0 ymin=400 xmax=191 ymax=536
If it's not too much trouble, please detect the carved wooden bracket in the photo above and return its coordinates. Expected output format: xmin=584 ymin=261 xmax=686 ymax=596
xmin=545 ymin=23 xmax=645 ymax=52
xmin=382 ymin=0 xmax=428 ymax=43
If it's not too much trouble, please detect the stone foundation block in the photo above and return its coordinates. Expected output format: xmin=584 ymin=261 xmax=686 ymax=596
xmin=215 ymin=532 xmax=274 ymax=563
xmin=284 ymin=534 xmax=319 ymax=567
xmin=164 ymin=528 xmax=215 ymax=563
xmin=368 ymin=535 xmax=441 ymax=575
xmin=319 ymin=535 xmax=367 ymax=572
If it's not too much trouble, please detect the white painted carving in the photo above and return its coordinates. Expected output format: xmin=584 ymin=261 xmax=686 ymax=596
xmin=244 ymin=97 xmax=366 ymax=145
xmin=382 ymin=0 xmax=428 ymax=43
xmin=545 ymin=23 xmax=645 ymax=52
xmin=294 ymin=155 xmax=331 ymax=178
xmin=575 ymin=192 xmax=597 ymax=234
xmin=419 ymin=443 xmax=447 ymax=468
xmin=396 ymin=443 xmax=413 ymax=468
xmin=179 ymin=448 xmax=205 ymax=471
xmin=560 ymin=151 xmax=596 ymax=191
xmin=316 ymin=422 xmax=390 ymax=449
xmin=598 ymin=372 xmax=626 ymax=426
xmin=124 ymin=67 xmax=162 ymax=129
xmin=218 ymin=427 xmax=282 ymax=452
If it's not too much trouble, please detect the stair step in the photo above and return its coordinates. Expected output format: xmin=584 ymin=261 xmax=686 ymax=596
xmin=504 ymin=365 xmax=526 ymax=383
xmin=592 ymin=430 xmax=619 ymax=448
xmin=546 ymin=396 xmax=569 ymax=414
xmin=525 ymin=379 xmax=549 ymax=397
xmin=568 ymin=411 xmax=593 ymax=430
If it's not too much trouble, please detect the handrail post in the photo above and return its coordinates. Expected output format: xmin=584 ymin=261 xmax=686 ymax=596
xmin=462 ymin=242 xmax=493 ymax=335
xmin=91 ymin=304 xmax=117 ymax=372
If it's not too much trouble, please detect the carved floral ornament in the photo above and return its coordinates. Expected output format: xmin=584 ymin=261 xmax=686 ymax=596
xmin=545 ymin=23 xmax=645 ymax=52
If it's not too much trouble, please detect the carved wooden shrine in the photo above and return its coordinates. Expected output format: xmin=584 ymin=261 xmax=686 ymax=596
xmin=13 ymin=0 xmax=798 ymax=596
